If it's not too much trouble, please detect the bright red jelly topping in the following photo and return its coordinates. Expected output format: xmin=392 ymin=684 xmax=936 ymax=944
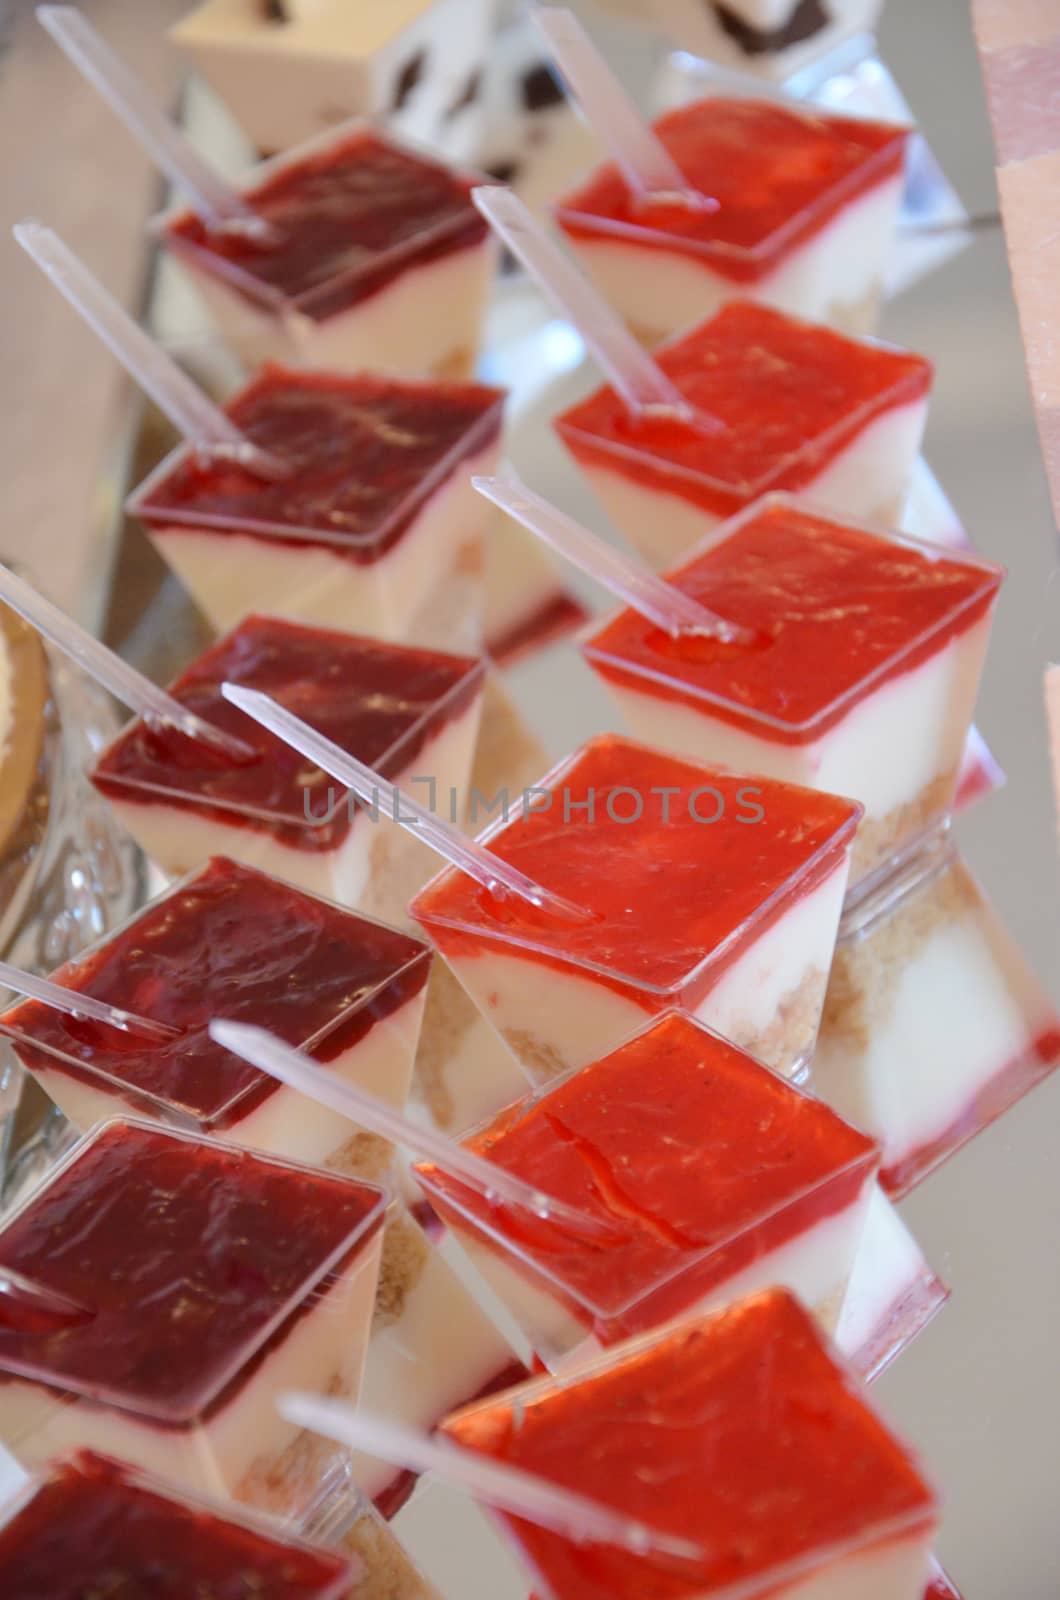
xmin=0 ymin=1451 xmax=351 ymax=1599
xmin=443 ymin=1290 xmax=936 ymax=1600
xmin=555 ymin=301 xmax=931 ymax=518
xmin=586 ymin=500 xmax=1002 ymax=742
xmin=418 ymin=1013 xmax=878 ymax=1339
xmin=91 ymin=616 xmax=482 ymax=849
xmin=166 ymin=127 xmax=487 ymax=317
xmin=132 ymin=365 xmax=504 ymax=555
xmin=411 ymin=735 xmax=860 ymax=997
xmin=1 ymin=857 xmax=429 ymax=1125
xmin=558 ymin=97 xmax=908 ymax=278
xmin=0 ymin=1122 xmax=382 ymax=1420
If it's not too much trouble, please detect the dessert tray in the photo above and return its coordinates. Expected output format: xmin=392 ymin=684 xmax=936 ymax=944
xmin=0 ymin=3 xmax=1057 ymax=1597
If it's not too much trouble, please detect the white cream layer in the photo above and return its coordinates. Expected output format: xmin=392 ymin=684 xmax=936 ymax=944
xmin=568 ymin=177 xmax=903 ymax=340
xmin=27 ymin=989 xmax=426 ymax=1173
xmin=835 ymin=1185 xmax=937 ymax=1374
xmin=0 ymin=1231 xmax=382 ymax=1513
xmin=148 ymin=434 xmax=499 ymax=639
xmin=103 ymin=693 xmax=483 ymax=925
xmin=576 ymin=399 xmax=928 ymax=571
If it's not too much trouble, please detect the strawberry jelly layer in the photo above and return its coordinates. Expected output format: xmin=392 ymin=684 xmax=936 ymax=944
xmin=557 ymin=98 xmax=907 ymax=278
xmin=411 ymin=736 xmax=860 ymax=1000
xmin=132 ymin=366 xmax=504 ymax=559
xmin=0 ymin=857 xmax=429 ymax=1125
xmin=0 ymin=1122 xmax=382 ymax=1421
xmin=0 ymin=1451 xmax=350 ymax=1599
xmin=554 ymin=301 xmax=932 ymax=520
xmin=443 ymin=1291 xmax=936 ymax=1600
xmin=419 ymin=1013 xmax=877 ymax=1337
xmin=165 ymin=127 xmax=488 ymax=320
xmin=587 ymin=502 xmax=1002 ymax=743
xmin=91 ymin=615 xmax=482 ymax=850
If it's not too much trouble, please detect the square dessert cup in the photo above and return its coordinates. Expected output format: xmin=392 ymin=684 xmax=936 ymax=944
xmin=172 ymin=0 xmax=496 ymax=163
xmin=415 ymin=1010 xmax=880 ymax=1371
xmin=0 ymin=856 xmax=431 ymax=1180
xmin=126 ymin=365 xmax=504 ymax=640
xmin=441 ymin=1288 xmax=940 ymax=1600
xmin=815 ymin=842 xmax=1060 ymax=1197
xmin=0 ymin=1450 xmax=356 ymax=1598
xmin=555 ymin=299 xmax=932 ymax=571
xmin=154 ymin=120 xmax=499 ymax=379
xmin=88 ymin=616 xmax=486 ymax=923
xmin=556 ymin=94 xmax=909 ymax=340
xmin=410 ymin=734 xmax=862 ymax=1081
xmin=583 ymin=494 xmax=1004 ymax=895
xmin=0 ymin=1119 xmax=386 ymax=1518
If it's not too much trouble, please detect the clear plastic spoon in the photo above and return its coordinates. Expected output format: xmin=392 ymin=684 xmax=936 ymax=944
xmin=0 ymin=959 xmax=180 ymax=1043
xmin=37 ymin=5 xmax=273 ymax=241
xmin=0 ymin=563 xmax=255 ymax=763
xmin=278 ymin=1398 xmax=709 ymax=1572
xmin=220 ymin=682 xmax=594 ymax=926
xmin=0 ymin=1266 xmax=95 ymax=1333
xmin=210 ymin=1020 xmax=622 ymax=1242
xmin=472 ymin=186 xmax=721 ymax=433
xmin=15 ymin=222 xmax=288 ymax=482
xmin=475 ymin=471 xmax=748 ymax=644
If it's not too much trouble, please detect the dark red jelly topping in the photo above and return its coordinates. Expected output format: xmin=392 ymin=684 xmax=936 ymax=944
xmin=166 ymin=128 xmax=488 ymax=318
xmin=555 ymin=301 xmax=932 ymax=518
xmin=586 ymin=500 xmax=1002 ymax=741
xmin=0 ymin=1451 xmax=351 ymax=1599
xmin=133 ymin=365 xmax=504 ymax=555
xmin=90 ymin=616 xmax=482 ymax=849
xmin=411 ymin=735 xmax=860 ymax=996
xmin=558 ymin=97 xmax=908 ymax=279
xmin=443 ymin=1291 xmax=936 ymax=1600
xmin=419 ymin=1013 xmax=877 ymax=1338
xmin=1 ymin=857 xmax=429 ymax=1124
xmin=0 ymin=1122 xmax=382 ymax=1419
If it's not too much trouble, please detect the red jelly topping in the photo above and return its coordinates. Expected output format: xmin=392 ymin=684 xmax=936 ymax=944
xmin=1 ymin=857 xmax=430 ymax=1125
xmin=443 ymin=1290 xmax=936 ymax=1600
xmin=90 ymin=616 xmax=482 ymax=849
xmin=131 ymin=365 xmax=504 ymax=556
xmin=165 ymin=127 xmax=488 ymax=318
xmin=411 ymin=735 xmax=860 ymax=998
xmin=555 ymin=301 xmax=932 ymax=519
xmin=586 ymin=500 xmax=1002 ymax=741
xmin=0 ymin=1122 xmax=383 ymax=1420
xmin=418 ymin=1013 xmax=878 ymax=1340
xmin=0 ymin=1451 xmax=351 ymax=1599
xmin=558 ymin=98 xmax=907 ymax=278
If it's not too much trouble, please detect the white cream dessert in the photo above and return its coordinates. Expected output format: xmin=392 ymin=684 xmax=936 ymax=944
xmin=597 ymin=0 xmax=885 ymax=81
xmin=835 ymin=1183 xmax=949 ymax=1382
xmin=128 ymin=367 xmax=503 ymax=642
xmin=157 ymin=123 xmax=498 ymax=379
xmin=0 ymin=1121 xmax=386 ymax=1518
xmin=555 ymin=300 xmax=932 ymax=571
xmin=584 ymin=496 xmax=1003 ymax=894
xmin=173 ymin=0 xmax=496 ymax=163
xmin=556 ymin=94 xmax=908 ymax=340
xmin=441 ymin=1289 xmax=940 ymax=1600
xmin=411 ymin=734 xmax=862 ymax=1082
xmin=483 ymin=509 xmax=588 ymax=665
xmin=416 ymin=1011 xmax=880 ymax=1372
xmin=0 ymin=857 xmax=431 ymax=1180
xmin=89 ymin=618 xmax=485 ymax=925
xmin=815 ymin=845 xmax=1060 ymax=1196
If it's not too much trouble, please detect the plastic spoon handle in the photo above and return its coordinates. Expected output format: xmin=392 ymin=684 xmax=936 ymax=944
xmin=0 ymin=1266 xmax=95 ymax=1333
xmin=15 ymin=222 xmax=288 ymax=483
xmin=0 ymin=563 xmax=255 ymax=763
xmin=210 ymin=1021 xmax=621 ymax=1242
xmin=475 ymin=472 xmax=747 ymax=643
xmin=473 ymin=185 xmax=695 ymax=420
xmin=0 ymin=959 xmax=180 ymax=1043
xmin=221 ymin=683 xmax=593 ymax=926
xmin=279 ymin=1398 xmax=709 ymax=1570
xmin=37 ymin=6 xmax=269 ymax=236
xmin=533 ymin=7 xmax=699 ymax=203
